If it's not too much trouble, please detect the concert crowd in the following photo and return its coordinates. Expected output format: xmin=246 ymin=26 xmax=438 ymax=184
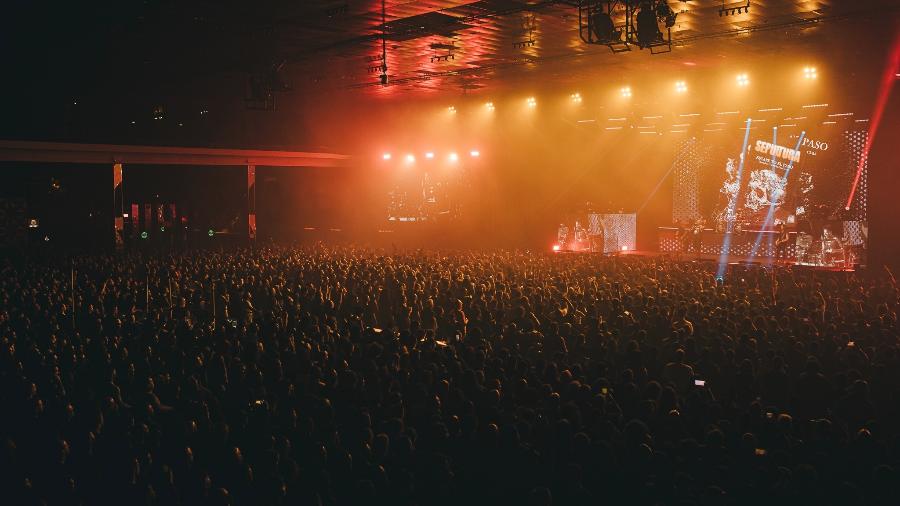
xmin=2 ymin=246 xmax=899 ymax=505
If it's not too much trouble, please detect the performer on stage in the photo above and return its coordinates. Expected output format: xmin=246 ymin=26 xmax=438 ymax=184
xmin=775 ymin=222 xmax=791 ymax=264
xmin=574 ymin=221 xmax=587 ymax=251
xmin=690 ymin=217 xmax=704 ymax=255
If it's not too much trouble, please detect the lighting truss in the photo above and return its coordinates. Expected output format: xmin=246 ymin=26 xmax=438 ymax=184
xmin=429 ymin=41 xmax=457 ymax=63
xmin=577 ymin=1 xmax=673 ymax=55
xmin=719 ymin=0 xmax=751 ymax=17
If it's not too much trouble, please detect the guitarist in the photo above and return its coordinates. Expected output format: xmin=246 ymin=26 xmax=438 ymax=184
xmin=775 ymin=222 xmax=791 ymax=264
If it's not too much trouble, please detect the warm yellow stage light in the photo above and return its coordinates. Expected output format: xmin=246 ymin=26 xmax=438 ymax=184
xmin=675 ymin=81 xmax=688 ymax=93
xmin=621 ymin=87 xmax=632 ymax=98
xmin=736 ymin=73 xmax=750 ymax=87
xmin=382 ymin=153 xmax=392 ymax=160
xmin=485 ymin=101 xmax=495 ymax=110
xmin=425 ymin=152 xmax=434 ymax=159
xmin=526 ymin=97 xmax=537 ymax=107
xmin=405 ymin=154 xmax=415 ymax=163
xmin=448 ymin=106 xmax=456 ymax=113
xmin=803 ymin=66 xmax=818 ymax=79
xmin=448 ymin=152 xmax=459 ymax=162
xmin=470 ymin=150 xmax=480 ymax=157
xmin=570 ymin=92 xmax=582 ymax=103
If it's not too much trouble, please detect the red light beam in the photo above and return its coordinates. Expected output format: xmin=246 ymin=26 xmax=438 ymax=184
xmin=846 ymin=28 xmax=900 ymax=210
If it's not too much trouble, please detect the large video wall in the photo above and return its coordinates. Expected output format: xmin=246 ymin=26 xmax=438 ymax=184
xmin=672 ymin=126 xmax=868 ymax=265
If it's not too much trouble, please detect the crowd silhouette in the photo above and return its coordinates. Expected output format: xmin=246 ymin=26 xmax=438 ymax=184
xmin=1 ymin=246 xmax=899 ymax=505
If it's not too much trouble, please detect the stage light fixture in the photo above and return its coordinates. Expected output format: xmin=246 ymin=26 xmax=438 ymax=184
xmin=804 ymin=66 xmax=818 ymax=79
xmin=486 ymin=101 xmax=495 ymax=111
xmin=526 ymin=97 xmax=537 ymax=107
xmin=570 ymin=92 xmax=582 ymax=103
xmin=552 ymin=244 xmax=561 ymax=252
xmin=448 ymin=106 xmax=456 ymax=114
xmin=636 ymin=2 xmax=662 ymax=47
xmin=382 ymin=153 xmax=392 ymax=160
xmin=590 ymin=10 xmax=618 ymax=43
xmin=141 ymin=231 xmax=149 ymax=239
xmin=621 ymin=87 xmax=632 ymax=98
xmin=448 ymin=152 xmax=459 ymax=162
xmin=470 ymin=150 xmax=480 ymax=157
xmin=425 ymin=152 xmax=434 ymax=159
xmin=736 ymin=73 xmax=750 ymax=87
xmin=405 ymin=154 xmax=415 ymax=163
xmin=675 ymin=81 xmax=687 ymax=93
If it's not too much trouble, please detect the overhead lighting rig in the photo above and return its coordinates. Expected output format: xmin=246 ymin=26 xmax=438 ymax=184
xmin=719 ymin=0 xmax=750 ymax=16
xmin=577 ymin=1 xmax=674 ymax=54
xmin=430 ymin=41 xmax=457 ymax=63
xmin=379 ymin=0 xmax=389 ymax=86
xmin=514 ymin=13 xmax=537 ymax=49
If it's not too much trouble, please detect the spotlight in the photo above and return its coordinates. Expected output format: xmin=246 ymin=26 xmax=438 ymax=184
xmin=803 ymin=66 xmax=818 ymax=79
xmin=621 ymin=245 xmax=628 ymax=251
xmin=405 ymin=154 xmax=415 ymax=163
xmin=448 ymin=152 xmax=459 ymax=162
xmin=621 ymin=87 xmax=632 ymax=98
xmin=485 ymin=101 xmax=495 ymax=111
xmin=656 ymin=1 xmax=677 ymax=28
xmin=590 ymin=11 xmax=618 ymax=43
xmin=636 ymin=2 xmax=662 ymax=47
xmin=470 ymin=150 xmax=480 ymax=157
xmin=526 ymin=97 xmax=537 ymax=107
xmin=552 ymin=244 xmax=561 ymax=252
xmin=736 ymin=73 xmax=750 ymax=87
xmin=448 ymin=106 xmax=456 ymax=114
xmin=570 ymin=92 xmax=582 ymax=103
xmin=675 ymin=81 xmax=687 ymax=93
xmin=382 ymin=153 xmax=392 ymax=160
xmin=425 ymin=152 xmax=434 ymax=159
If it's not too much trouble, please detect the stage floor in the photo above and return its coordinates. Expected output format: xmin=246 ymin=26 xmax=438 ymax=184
xmin=557 ymin=249 xmax=857 ymax=271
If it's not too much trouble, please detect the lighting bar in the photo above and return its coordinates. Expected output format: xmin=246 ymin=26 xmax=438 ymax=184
xmin=577 ymin=119 xmax=596 ymax=123
xmin=679 ymin=113 xmax=700 ymax=117
xmin=750 ymin=119 xmax=767 ymax=122
xmin=637 ymin=125 xmax=655 ymax=129
xmin=822 ymin=121 xmax=837 ymax=125
xmin=855 ymin=119 xmax=870 ymax=123
xmin=672 ymin=123 xmax=691 ymax=127
xmin=643 ymin=115 xmax=663 ymax=119
xmin=605 ymin=126 xmax=623 ymax=130
xmin=608 ymin=117 xmax=627 ymax=121
xmin=827 ymin=112 xmax=854 ymax=117
xmin=758 ymin=107 xmax=783 ymax=112
xmin=706 ymin=122 xmax=727 ymax=126
xmin=670 ymin=130 xmax=687 ymax=133
xmin=802 ymin=103 xmax=829 ymax=109
xmin=717 ymin=111 xmax=740 ymax=115
xmin=639 ymin=131 xmax=657 ymax=134
xmin=778 ymin=124 xmax=797 ymax=127
xmin=704 ymin=128 xmax=724 ymax=132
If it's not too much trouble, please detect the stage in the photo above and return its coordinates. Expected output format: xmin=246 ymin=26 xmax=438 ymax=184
xmin=554 ymin=248 xmax=856 ymax=271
